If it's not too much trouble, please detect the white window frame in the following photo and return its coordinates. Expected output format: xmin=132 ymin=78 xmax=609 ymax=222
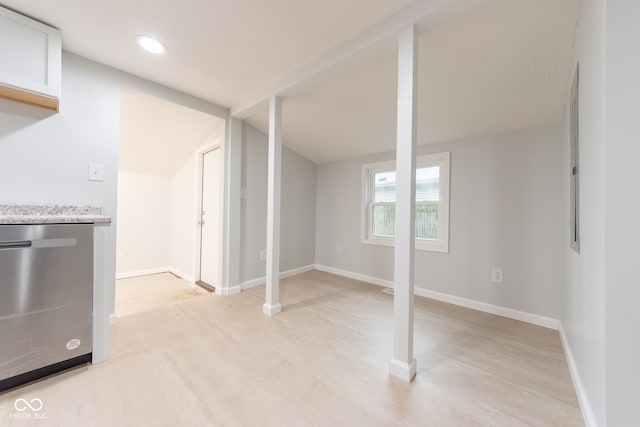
xmin=361 ymin=152 xmax=450 ymax=253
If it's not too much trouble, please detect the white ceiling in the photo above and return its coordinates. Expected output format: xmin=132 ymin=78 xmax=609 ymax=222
xmin=119 ymin=90 xmax=223 ymax=176
xmin=2 ymin=0 xmax=414 ymax=107
xmin=246 ymin=0 xmax=582 ymax=164
xmin=4 ymin=0 xmax=581 ymax=165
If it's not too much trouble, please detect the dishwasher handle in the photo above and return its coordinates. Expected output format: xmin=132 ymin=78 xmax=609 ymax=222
xmin=0 ymin=240 xmax=32 ymax=250
xmin=0 ymin=238 xmax=77 ymax=250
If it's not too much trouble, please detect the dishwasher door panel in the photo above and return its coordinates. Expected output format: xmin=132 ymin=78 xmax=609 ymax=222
xmin=0 ymin=224 xmax=93 ymax=383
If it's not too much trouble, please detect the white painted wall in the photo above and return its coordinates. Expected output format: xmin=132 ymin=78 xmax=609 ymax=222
xmin=241 ymin=124 xmax=268 ymax=282
xmin=316 ymin=124 xmax=565 ymax=319
xmin=240 ymin=123 xmax=317 ymax=283
xmin=0 ymin=54 xmax=119 ymax=214
xmin=0 ymin=52 xmax=227 ymax=358
xmin=115 ymin=172 xmax=171 ymax=275
xmin=116 ymin=139 xmax=225 ymax=284
xmin=281 ymin=141 xmax=318 ymax=274
xmin=604 ymin=2 xmax=640 ymax=426
xmin=170 ymin=154 xmax=198 ymax=281
xmin=169 ymin=127 xmax=225 ymax=283
xmin=561 ymin=3 xmax=640 ymax=425
xmin=560 ymin=1 xmax=606 ymax=425
xmin=116 ymin=134 xmax=223 ymax=285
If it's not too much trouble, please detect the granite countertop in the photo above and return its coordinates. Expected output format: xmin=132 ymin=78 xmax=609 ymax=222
xmin=0 ymin=204 xmax=112 ymax=225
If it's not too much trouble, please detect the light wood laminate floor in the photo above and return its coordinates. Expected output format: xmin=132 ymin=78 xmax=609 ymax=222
xmin=115 ymin=272 xmax=209 ymax=316
xmin=0 ymin=270 xmax=583 ymax=426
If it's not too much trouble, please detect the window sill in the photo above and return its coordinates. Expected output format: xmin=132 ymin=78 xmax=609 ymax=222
xmin=361 ymin=238 xmax=449 ymax=253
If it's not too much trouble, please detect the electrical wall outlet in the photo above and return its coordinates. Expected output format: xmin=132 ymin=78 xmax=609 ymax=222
xmin=491 ymin=267 xmax=504 ymax=283
xmin=260 ymin=249 xmax=267 ymax=261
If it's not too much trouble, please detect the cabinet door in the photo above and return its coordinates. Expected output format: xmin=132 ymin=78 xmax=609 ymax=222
xmin=0 ymin=6 xmax=61 ymax=98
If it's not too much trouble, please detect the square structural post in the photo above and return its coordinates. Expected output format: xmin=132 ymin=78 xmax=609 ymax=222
xmin=264 ymin=96 xmax=282 ymax=316
xmin=390 ymin=25 xmax=418 ymax=382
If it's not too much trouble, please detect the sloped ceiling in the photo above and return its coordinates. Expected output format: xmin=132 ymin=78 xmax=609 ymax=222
xmin=3 ymin=0 xmax=581 ymax=164
xmin=1 ymin=0 xmax=414 ymax=107
xmin=246 ymin=0 xmax=581 ymax=164
xmin=118 ymin=91 xmax=224 ymax=176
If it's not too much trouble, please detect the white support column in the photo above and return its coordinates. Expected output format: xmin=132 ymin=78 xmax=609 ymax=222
xmin=389 ymin=25 xmax=418 ymax=382
xmin=222 ymin=117 xmax=242 ymax=295
xmin=264 ymin=96 xmax=282 ymax=316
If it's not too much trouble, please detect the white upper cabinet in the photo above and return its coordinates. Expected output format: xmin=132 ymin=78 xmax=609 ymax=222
xmin=0 ymin=6 xmax=61 ymax=111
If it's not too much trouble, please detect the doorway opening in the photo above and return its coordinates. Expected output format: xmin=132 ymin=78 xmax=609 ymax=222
xmin=115 ymin=90 xmax=225 ymax=316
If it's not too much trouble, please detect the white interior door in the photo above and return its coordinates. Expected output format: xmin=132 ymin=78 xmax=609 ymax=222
xmin=199 ymin=148 xmax=221 ymax=287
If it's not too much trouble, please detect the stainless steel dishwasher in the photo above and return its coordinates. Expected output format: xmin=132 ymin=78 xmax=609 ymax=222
xmin=0 ymin=224 xmax=93 ymax=392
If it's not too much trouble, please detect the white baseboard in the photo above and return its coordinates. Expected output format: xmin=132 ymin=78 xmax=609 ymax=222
xmin=115 ymin=266 xmax=170 ymax=280
xmin=282 ymin=264 xmax=315 ymax=279
xmin=241 ymin=276 xmax=265 ymax=290
xmin=168 ymin=267 xmax=195 ymax=284
xmin=314 ymin=264 xmax=558 ymax=330
xmin=109 ymin=313 xmax=118 ymax=325
xmin=413 ymin=287 xmax=559 ymax=330
xmin=314 ymin=264 xmax=393 ymax=288
xmin=115 ymin=266 xmax=195 ymax=283
xmin=558 ymin=324 xmax=597 ymax=427
xmin=240 ymin=264 xmax=315 ymax=290
xmin=216 ymin=285 xmax=242 ymax=296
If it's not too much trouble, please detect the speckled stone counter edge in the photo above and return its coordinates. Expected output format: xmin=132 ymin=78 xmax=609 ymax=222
xmin=0 ymin=204 xmax=111 ymax=224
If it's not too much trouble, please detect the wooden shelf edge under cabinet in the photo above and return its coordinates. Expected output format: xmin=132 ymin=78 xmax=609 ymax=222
xmin=0 ymin=83 xmax=59 ymax=112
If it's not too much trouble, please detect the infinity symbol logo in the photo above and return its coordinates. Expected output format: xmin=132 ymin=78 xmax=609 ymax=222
xmin=14 ymin=398 xmax=43 ymax=412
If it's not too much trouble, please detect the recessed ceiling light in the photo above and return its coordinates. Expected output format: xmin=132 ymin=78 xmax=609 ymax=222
xmin=136 ymin=35 xmax=167 ymax=54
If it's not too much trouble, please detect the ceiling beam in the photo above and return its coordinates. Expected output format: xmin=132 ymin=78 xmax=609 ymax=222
xmin=229 ymin=0 xmax=493 ymax=119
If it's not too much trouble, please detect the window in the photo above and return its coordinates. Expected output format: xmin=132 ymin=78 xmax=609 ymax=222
xmin=361 ymin=152 xmax=450 ymax=253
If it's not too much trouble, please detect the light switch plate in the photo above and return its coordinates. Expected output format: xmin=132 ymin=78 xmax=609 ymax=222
xmin=88 ymin=163 xmax=104 ymax=182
